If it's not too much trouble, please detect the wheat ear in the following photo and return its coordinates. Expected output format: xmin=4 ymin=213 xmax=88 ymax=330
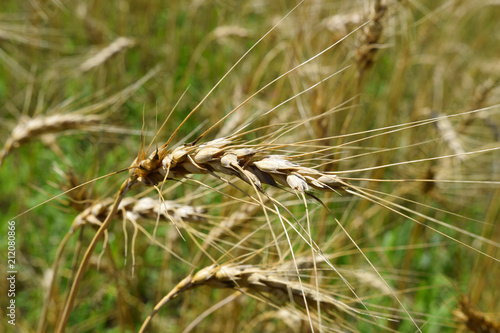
xmin=73 ymin=196 xmax=206 ymax=229
xmin=1 ymin=113 xmax=103 ymax=166
xmin=129 ymin=137 xmax=348 ymax=194
xmin=355 ymin=0 xmax=387 ymax=77
xmin=430 ymin=110 xmax=466 ymax=162
xmin=79 ymin=36 xmax=135 ymax=72
xmin=139 ymin=263 xmax=363 ymax=332
xmin=454 ymin=296 xmax=500 ymax=333
xmin=38 ymin=193 xmax=204 ymax=331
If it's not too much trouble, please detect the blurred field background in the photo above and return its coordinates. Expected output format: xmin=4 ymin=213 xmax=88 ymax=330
xmin=1 ymin=0 xmax=500 ymax=332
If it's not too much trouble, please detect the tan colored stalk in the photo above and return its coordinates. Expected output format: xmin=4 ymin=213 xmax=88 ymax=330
xmin=37 ymin=231 xmax=73 ymax=333
xmin=56 ymin=180 xmax=132 ymax=333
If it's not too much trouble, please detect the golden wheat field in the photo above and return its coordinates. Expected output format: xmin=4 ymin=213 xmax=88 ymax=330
xmin=1 ymin=0 xmax=500 ymax=332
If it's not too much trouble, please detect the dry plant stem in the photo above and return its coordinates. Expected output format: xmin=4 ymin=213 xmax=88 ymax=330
xmin=64 ymin=227 xmax=86 ymax=307
xmin=272 ymin=201 xmax=314 ymax=332
xmin=103 ymin=242 xmax=135 ymax=331
xmin=340 ymin=0 xmax=386 ymax=138
xmin=300 ymin=192 xmax=321 ymax=328
xmin=39 ymin=227 xmax=86 ymax=332
xmin=469 ymin=188 xmax=500 ymax=305
xmin=56 ymin=180 xmax=131 ymax=333
xmin=37 ymin=231 xmax=73 ymax=333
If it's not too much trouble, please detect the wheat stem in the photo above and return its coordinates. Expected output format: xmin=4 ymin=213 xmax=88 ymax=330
xmin=56 ymin=180 xmax=131 ymax=332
